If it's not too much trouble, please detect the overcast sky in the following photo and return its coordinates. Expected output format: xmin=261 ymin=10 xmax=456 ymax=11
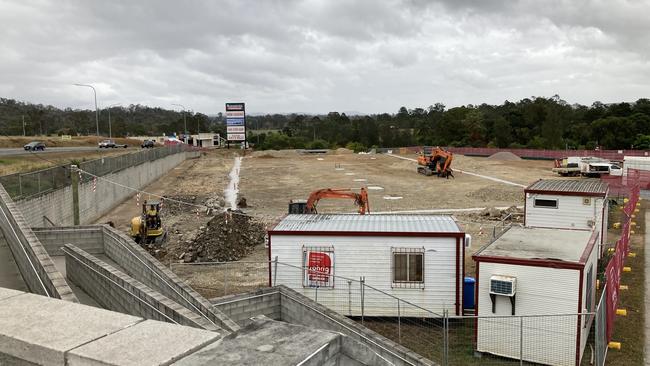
xmin=1 ymin=0 xmax=648 ymax=115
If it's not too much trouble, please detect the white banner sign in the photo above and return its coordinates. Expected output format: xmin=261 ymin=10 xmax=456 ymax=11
xmin=227 ymin=133 xmax=246 ymax=141
xmin=226 ymin=111 xmax=245 ymax=117
xmin=227 ymin=126 xmax=246 ymax=133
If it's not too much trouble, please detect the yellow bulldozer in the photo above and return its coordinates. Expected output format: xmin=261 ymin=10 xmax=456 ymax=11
xmin=129 ymin=200 xmax=166 ymax=244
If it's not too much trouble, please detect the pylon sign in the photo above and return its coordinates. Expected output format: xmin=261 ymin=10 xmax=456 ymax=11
xmin=226 ymin=103 xmax=246 ymax=141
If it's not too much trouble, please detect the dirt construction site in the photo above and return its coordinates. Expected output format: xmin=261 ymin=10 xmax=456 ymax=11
xmin=95 ymin=148 xmax=557 ymax=298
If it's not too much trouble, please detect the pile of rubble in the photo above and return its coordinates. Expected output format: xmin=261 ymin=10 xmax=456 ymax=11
xmin=174 ymin=211 xmax=266 ymax=263
xmin=473 ymin=205 xmax=524 ymax=222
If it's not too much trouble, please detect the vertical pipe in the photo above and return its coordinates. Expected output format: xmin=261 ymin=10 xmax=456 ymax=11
xmin=273 ymin=256 xmax=278 ymax=286
xmin=397 ymin=298 xmax=401 ymax=344
xmin=443 ymin=309 xmax=449 ymax=366
xmin=18 ymin=174 xmax=22 ymax=197
xmin=519 ymin=316 xmax=524 ymax=365
xmin=347 ymin=280 xmax=352 ymax=316
xmin=360 ymin=276 xmax=365 ymax=324
xmin=71 ymin=165 xmax=79 ymax=225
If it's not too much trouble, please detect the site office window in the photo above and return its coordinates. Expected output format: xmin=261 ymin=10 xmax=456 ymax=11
xmin=534 ymin=198 xmax=558 ymax=209
xmin=302 ymin=246 xmax=335 ymax=288
xmin=392 ymin=247 xmax=425 ymax=289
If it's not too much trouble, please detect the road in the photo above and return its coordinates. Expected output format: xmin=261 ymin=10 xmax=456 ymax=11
xmin=0 ymin=146 xmax=103 ymax=157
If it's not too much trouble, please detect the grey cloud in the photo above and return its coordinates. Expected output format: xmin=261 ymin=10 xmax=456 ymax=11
xmin=0 ymin=0 xmax=647 ymax=114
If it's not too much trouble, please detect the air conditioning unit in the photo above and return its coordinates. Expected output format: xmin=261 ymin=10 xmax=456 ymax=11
xmin=489 ymin=275 xmax=516 ymax=297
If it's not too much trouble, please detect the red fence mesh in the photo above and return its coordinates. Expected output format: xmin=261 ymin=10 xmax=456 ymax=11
xmin=403 ymin=146 xmax=650 ymax=161
xmin=605 ymin=176 xmax=641 ymax=341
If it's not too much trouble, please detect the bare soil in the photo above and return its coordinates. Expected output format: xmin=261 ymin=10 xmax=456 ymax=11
xmin=94 ymin=149 xmax=561 ymax=296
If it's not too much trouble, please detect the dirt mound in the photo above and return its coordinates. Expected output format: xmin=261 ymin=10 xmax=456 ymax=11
xmin=487 ymin=151 xmax=522 ymax=161
xmin=254 ymin=153 xmax=276 ymax=159
xmin=335 ymin=148 xmax=353 ymax=155
xmin=171 ymin=212 xmax=266 ymax=263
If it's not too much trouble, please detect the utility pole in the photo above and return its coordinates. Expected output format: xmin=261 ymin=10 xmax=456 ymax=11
xmin=22 ymin=115 xmax=25 ymax=136
xmin=107 ymin=103 xmax=121 ymax=139
xmin=74 ymin=84 xmax=100 ymax=146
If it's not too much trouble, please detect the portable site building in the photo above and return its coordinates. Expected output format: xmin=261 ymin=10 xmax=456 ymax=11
xmin=624 ymin=156 xmax=650 ymax=175
xmin=524 ymin=179 xmax=608 ymax=255
xmin=473 ymin=226 xmax=599 ymax=366
xmin=268 ymin=214 xmax=469 ymax=316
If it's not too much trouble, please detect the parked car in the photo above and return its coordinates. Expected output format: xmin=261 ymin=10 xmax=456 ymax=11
xmin=98 ymin=139 xmax=127 ymax=148
xmin=141 ymin=140 xmax=155 ymax=148
xmin=23 ymin=141 xmax=46 ymax=151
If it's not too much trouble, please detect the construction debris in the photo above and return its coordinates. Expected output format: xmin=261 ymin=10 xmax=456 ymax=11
xmin=168 ymin=211 xmax=266 ymax=263
xmin=474 ymin=205 xmax=524 ymax=221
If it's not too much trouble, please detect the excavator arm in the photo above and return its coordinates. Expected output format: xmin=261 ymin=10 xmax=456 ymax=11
xmin=305 ymin=188 xmax=370 ymax=214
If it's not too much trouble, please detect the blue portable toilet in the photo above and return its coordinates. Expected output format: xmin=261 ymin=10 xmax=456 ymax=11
xmin=463 ymin=277 xmax=476 ymax=310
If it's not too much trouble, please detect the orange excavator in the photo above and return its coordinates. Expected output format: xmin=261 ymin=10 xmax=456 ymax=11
xmin=417 ymin=147 xmax=454 ymax=178
xmin=289 ymin=188 xmax=370 ymax=214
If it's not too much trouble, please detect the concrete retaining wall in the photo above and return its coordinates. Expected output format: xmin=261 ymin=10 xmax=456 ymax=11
xmin=64 ymin=244 xmax=219 ymax=331
xmin=0 ymin=184 xmax=77 ymax=302
xmin=32 ymin=226 xmax=104 ymax=256
xmin=17 ymin=151 xmax=198 ymax=227
xmin=213 ymin=288 xmax=282 ymax=326
xmin=209 ymin=285 xmax=433 ymax=365
xmin=101 ymin=225 xmax=240 ymax=333
xmin=278 ymin=286 xmax=432 ymax=366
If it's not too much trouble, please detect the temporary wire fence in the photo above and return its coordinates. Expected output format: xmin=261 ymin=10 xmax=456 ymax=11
xmin=170 ymin=259 xmax=603 ymax=365
xmin=0 ymin=144 xmax=193 ymax=199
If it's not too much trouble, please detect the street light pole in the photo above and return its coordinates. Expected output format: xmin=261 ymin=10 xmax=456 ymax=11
xmin=107 ymin=103 xmax=121 ymax=139
xmin=74 ymin=84 xmax=99 ymax=146
xmin=171 ymin=103 xmax=187 ymax=142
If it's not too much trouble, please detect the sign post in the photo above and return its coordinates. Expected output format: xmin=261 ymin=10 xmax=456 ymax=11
xmin=225 ymin=102 xmax=246 ymax=148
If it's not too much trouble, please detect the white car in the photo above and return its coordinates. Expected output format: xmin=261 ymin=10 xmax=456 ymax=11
xmin=98 ymin=139 xmax=127 ymax=148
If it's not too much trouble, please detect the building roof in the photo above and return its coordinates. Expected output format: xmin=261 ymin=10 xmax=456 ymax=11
xmin=525 ymin=179 xmax=608 ymax=196
xmin=474 ymin=227 xmax=594 ymax=264
xmin=271 ymin=214 xmax=462 ymax=234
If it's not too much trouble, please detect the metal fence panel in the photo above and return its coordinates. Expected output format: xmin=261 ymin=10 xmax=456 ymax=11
xmin=0 ymin=145 xmax=190 ymax=200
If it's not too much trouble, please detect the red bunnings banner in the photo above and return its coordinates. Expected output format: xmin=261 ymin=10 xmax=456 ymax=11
xmin=605 ymin=185 xmax=640 ymax=341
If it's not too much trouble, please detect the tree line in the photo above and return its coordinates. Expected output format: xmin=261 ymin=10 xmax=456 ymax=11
xmin=2 ymin=96 xmax=650 ymax=150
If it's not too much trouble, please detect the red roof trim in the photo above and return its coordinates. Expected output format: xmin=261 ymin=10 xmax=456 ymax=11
xmin=472 ymin=255 xmax=584 ymax=270
xmin=524 ymin=189 xmax=607 ymax=197
xmin=268 ymin=230 xmax=465 ymax=238
xmin=578 ymin=231 xmax=599 ymax=264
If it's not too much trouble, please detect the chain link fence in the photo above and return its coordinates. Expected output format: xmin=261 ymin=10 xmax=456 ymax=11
xmin=171 ymin=259 xmax=605 ymax=365
xmin=0 ymin=145 xmax=191 ymax=199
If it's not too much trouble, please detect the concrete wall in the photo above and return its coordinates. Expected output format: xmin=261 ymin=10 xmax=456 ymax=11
xmin=210 ymin=286 xmax=433 ymax=366
xmin=17 ymin=151 xmax=198 ymax=227
xmin=101 ymin=225 xmax=240 ymax=333
xmin=64 ymin=244 xmax=219 ymax=331
xmin=0 ymin=287 xmax=222 ymax=366
xmin=32 ymin=226 xmax=104 ymax=256
xmin=213 ymin=288 xmax=282 ymax=326
xmin=278 ymin=286 xmax=433 ymax=366
xmin=0 ymin=184 xmax=77 ymax=302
